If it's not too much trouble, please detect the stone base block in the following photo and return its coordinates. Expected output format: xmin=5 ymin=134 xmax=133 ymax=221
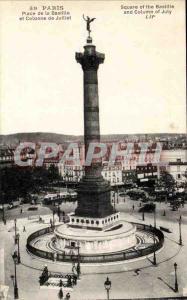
xmin=54 ymin=221 xmax=136 ymax=255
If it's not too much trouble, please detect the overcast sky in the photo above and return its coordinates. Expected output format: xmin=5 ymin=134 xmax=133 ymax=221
xmin=0 ymin=0 xmax=186 ymax=135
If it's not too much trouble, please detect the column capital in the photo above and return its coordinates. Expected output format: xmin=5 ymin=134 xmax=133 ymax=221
xmin=76 ymin=45 xmax=105 ymax=71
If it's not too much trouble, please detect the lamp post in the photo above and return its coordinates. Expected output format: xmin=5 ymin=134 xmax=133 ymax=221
xmin=116 ymin=184 xmax=119 ymax=204
xmin=179 ymin=215 xmax=182 ymax=246
xmin=12 ymin=251 xmax=19 ymax=299
xmin=2 ymin=203 xmax=6 ymax=224
xmin=112 ymin=191 xmax=116 ymax=212
xmin=16 ymin=233 xmax=21 ymax=264
xmin=52 ymin=203 xmax=55 ymax=228
xmin=76 ymin=241 xmax=81 ymax=279
xmin=153 ymin=229 xmax=157 ymax=266
xmin=14 ymin=219 xmax=17 ymax=244
xmin=174 ymin=262 xmax=179 ymax=293
xmin=104 ymin=277 xmax=111 ymax=300
xmin=154 ymin=204 xmax=156 ymax=228
xmin=58 ymin=204 xmax=61 ymax=222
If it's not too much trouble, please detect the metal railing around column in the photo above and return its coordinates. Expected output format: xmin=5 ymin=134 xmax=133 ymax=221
xmin=26 ymin=222 xmax=164 ymax=264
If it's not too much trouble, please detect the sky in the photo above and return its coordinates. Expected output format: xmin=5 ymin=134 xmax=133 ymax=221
xmin=0 ymin=0 xmax=186 ymax=135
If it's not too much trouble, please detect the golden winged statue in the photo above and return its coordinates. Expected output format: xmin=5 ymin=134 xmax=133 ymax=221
xmin=83 ymin=15 xmax=96 ymax=37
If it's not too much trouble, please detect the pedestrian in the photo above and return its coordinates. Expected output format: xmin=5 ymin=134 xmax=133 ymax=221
xmin=134 ymin=268 xmax=140 ymax=276
xmin=20 ymin=208 xmax=23 ymax=214
xmin=23 ymin=226 xmax=26 ymax=232
xmin=72 ymin=261 xmax=75 ymax=272
xmin=53 ymin=252 xmax=57 ymax=262
xmin=65 ymin=292 xmax=70 ymax=300
xmin=58 ymin=288 xmax=63 ymax=299
xmin=67 ymin=275 xmax=72 ymax=287
xmin=132 ymin=204 xmax=135 ymax=211
xmin=73 ymin=274 xmax=77 ymax=285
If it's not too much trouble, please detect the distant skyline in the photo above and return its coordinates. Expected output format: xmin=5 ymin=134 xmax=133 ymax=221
xmin=0 ymin=131 xmax=186 ymax=139
xmin=0 ymin=1 xmax=186 ymax=135
xmin=0 ymin=131 xmax=186 ymax=137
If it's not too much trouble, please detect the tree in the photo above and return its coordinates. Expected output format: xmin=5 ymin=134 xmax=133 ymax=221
xmin=183 ymin=169 xmax=187 ymax=191
xmin=48 ymin=165 xmax=60 ymax=182
xmin=159 ymin=171 xmax=175 ymax=190
xmin=0 ymin=165 xmax=60 ymax=204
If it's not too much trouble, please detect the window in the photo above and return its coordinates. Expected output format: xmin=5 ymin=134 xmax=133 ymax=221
xmin=86 ymin=220 xmax=89 ymax=224
xmin=91 ymin=220 xmax=94 ymax=224
xmin=96 ymin=221 xmax=99 ymax=225
xmin=72 ymin=218 xmax=74 ymax=222
xmin=76 ymin=219 xmax=79 ymax=223
xmin=81 ymin=219 xmax=84 ymax=223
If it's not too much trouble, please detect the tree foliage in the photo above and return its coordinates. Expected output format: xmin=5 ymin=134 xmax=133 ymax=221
xmin=0 ymin=165 xmax=60 ymax=204
xmin=159 ymin=171 xmax=175 ymax=189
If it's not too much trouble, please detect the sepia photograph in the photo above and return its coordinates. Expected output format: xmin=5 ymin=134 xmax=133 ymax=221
xmin=0 ymin=1 xmax=186 ymax=299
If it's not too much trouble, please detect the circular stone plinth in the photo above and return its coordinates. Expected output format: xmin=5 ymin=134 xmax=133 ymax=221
xmin=54 ymin=221 xmax=136 ymax=254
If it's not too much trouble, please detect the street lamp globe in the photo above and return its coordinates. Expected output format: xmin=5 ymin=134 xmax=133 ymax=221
xmin=104 ymin=277 xmax=111 ymax=291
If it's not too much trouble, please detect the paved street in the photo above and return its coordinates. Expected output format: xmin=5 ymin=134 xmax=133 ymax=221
xmin=1 ymin=197 xmax=187 ymax=299
xmin=0 ymin=201 xmax=77 ymax=221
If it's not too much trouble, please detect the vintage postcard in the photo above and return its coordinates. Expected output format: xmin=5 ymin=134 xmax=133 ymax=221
xmin=0 ymin=1 xmax=186 ymax=300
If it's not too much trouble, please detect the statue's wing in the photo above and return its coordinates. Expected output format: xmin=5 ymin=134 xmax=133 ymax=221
xmin=90 ymin=18 xmax=96 ymax=22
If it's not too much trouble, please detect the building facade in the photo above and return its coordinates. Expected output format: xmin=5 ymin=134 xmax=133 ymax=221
xmin=166 ymin=161 xmax=187 ymax=184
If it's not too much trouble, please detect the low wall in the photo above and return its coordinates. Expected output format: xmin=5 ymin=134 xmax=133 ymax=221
xmin=26 ymin=223 xmax=164 ymax=263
